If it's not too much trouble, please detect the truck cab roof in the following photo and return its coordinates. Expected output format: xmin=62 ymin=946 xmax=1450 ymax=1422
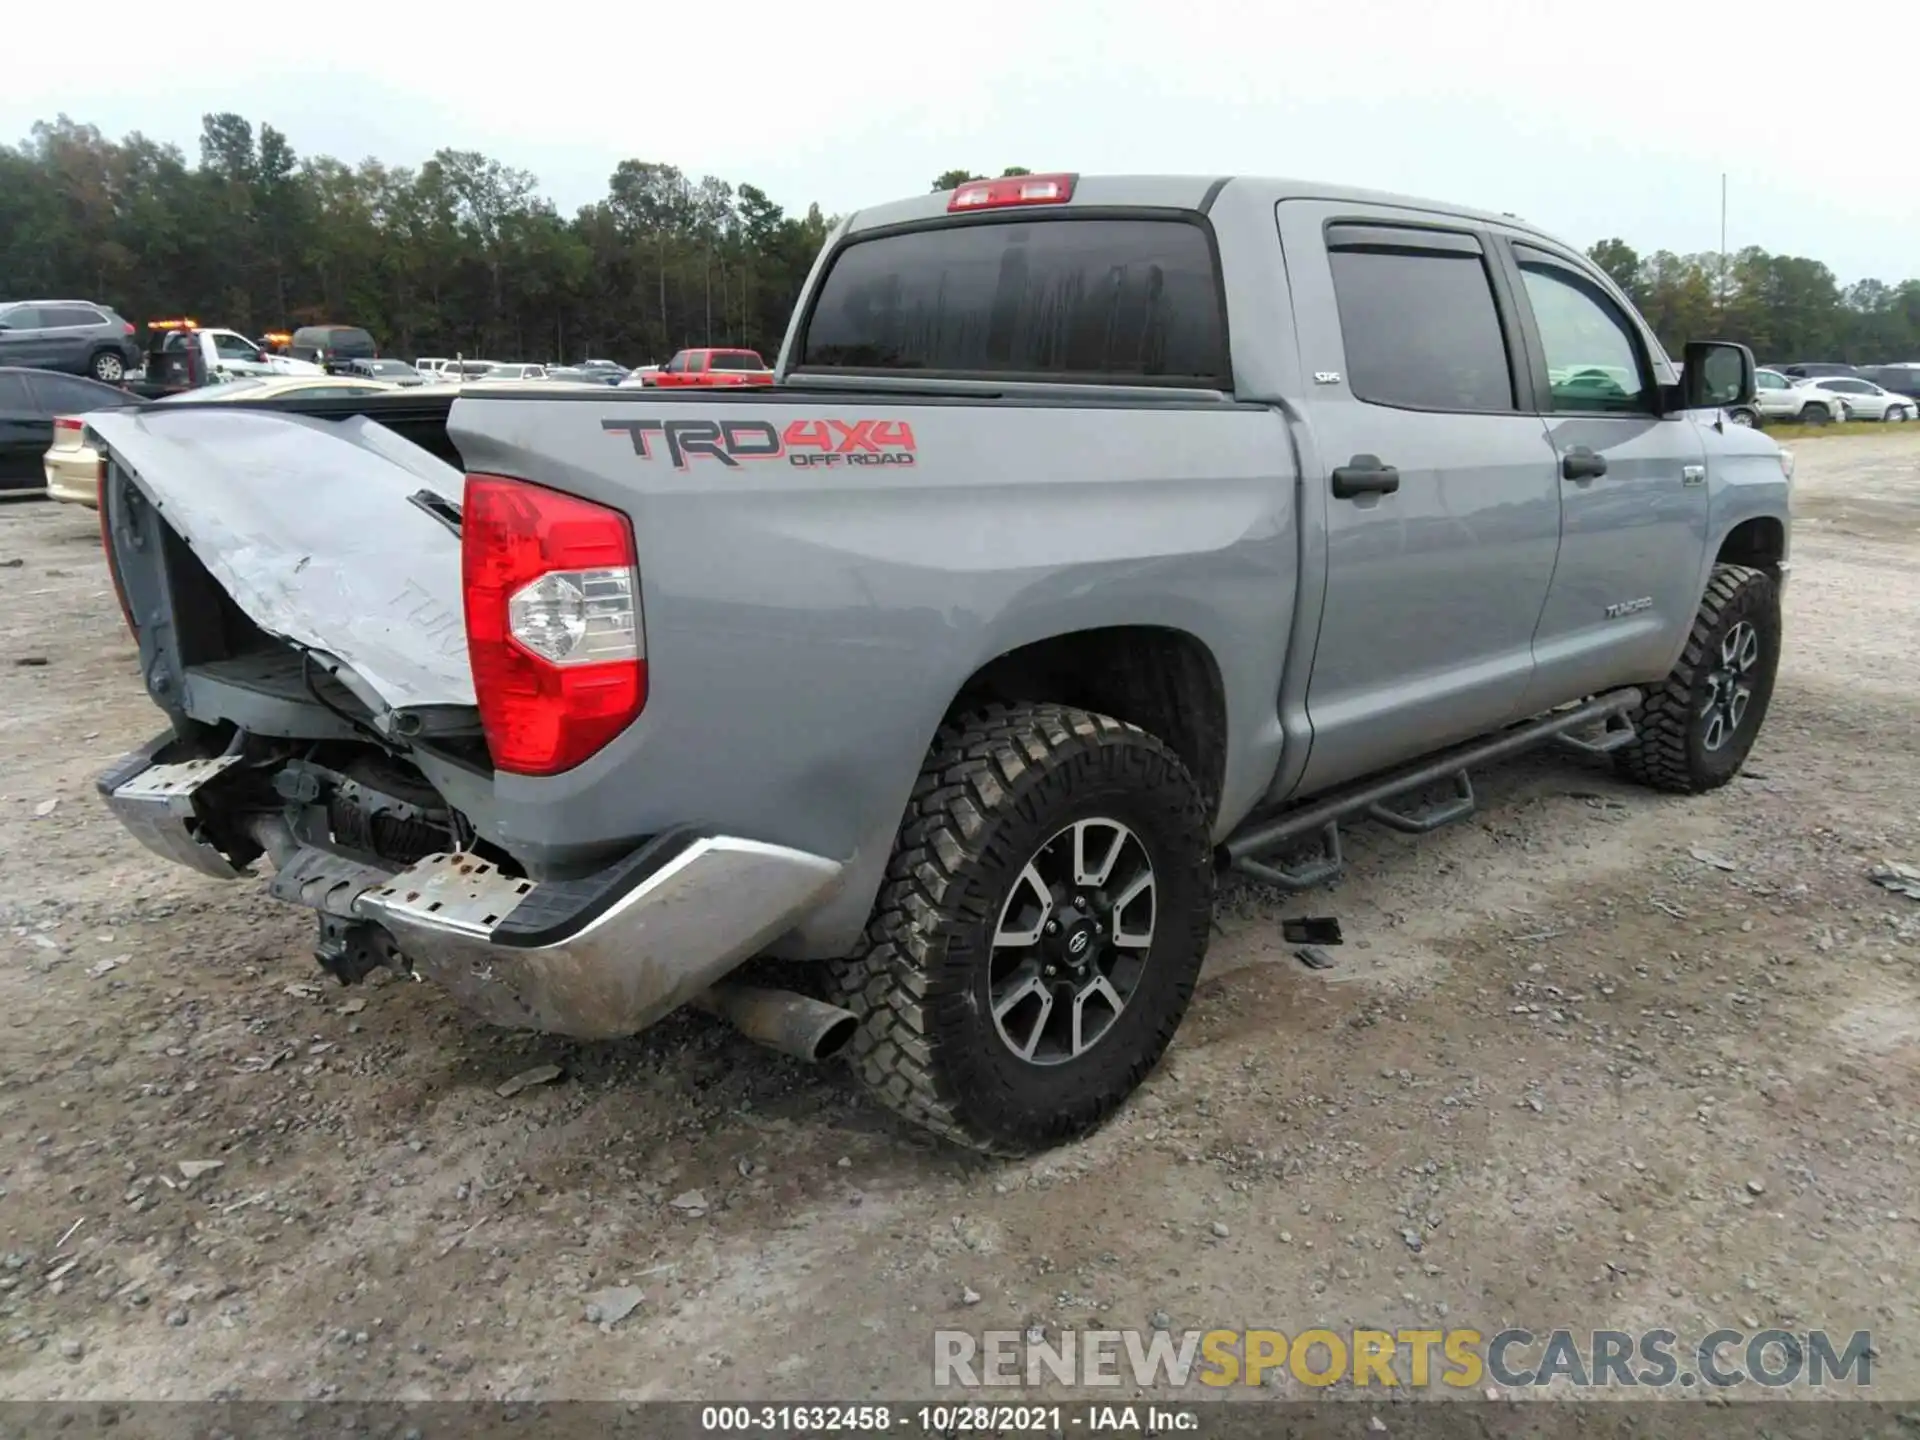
xmin=845 ymin=173 xmax=1537 ymax=240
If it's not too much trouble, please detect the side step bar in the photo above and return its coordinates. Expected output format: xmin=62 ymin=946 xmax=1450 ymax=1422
xmin=1224 ymin=688 xmax=1643 ymax=891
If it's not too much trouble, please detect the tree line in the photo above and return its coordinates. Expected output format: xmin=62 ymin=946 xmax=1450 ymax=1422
xmin=1586 ymin=239 xmax=1920 ymax=366
xmin=4 ymin=113 xmax=1915 ymax=367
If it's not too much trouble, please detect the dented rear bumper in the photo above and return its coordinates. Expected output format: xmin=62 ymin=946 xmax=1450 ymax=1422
xmin=97 ymin=745 xmax=843 ymax=1039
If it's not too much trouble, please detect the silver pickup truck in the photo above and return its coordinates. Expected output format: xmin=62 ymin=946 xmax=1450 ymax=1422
xmin=87 ymin=172 xmax=1792 ymax=1154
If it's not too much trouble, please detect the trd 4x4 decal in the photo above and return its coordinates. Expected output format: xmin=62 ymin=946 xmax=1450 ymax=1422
xmin=603 ymin=417 xmax=917 ymax=470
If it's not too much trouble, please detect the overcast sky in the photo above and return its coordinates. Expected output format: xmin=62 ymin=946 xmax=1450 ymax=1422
xmin=9 ymin=0 xmax=1916 ymax=284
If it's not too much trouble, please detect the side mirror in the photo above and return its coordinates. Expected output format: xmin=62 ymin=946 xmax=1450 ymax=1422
xmin=1680 ymin=340 xmax=1755 ymax=410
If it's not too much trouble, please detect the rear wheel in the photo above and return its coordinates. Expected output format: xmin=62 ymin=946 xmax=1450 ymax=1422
xmin=1614 ymin=564 xmax=1780 ymax=794
xmin=89 ymin=350 xmax=126 ymax=384
xmin=827 ymin=703 xmax=1214 ymax=1154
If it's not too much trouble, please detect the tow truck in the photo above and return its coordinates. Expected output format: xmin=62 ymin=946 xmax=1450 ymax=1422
xmin=128 ymin=319 xmax=322 ymax=396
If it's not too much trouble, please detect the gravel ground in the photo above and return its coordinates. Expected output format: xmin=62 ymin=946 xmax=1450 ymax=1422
xmin=1 ymin=431 xmax=1917 ymax=1403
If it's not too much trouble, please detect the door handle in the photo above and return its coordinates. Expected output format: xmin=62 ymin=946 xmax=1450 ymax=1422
xmin=1561 ymin=447 xmax=1608 ymax=481
xmin=1330 ymin=455 xmax=1401 ymax=498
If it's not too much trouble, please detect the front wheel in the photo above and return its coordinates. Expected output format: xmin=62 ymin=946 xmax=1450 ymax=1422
xmin=827 ymin=703 xmax=1214 ymax=1154
xmin=1614 ymin=564 xmax=1781 ymax=794
xmin=1888 ymin=405 xmax=1913 ymax=424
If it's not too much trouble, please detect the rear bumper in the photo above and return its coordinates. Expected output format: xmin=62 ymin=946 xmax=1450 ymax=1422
xmin=98 ymin=744 xmax=844 ymax=1039
xmin=45 ymin=451 xmax=99 ymax=507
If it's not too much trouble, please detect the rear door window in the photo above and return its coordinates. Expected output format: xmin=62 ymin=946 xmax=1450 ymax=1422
xmin=1326 ymin=228 xmax=1516 ymax=412
xmin=44 ymin=305 xmax=107 ymax=327
xmin=799 ymin=216 xmax=1229 ymax=384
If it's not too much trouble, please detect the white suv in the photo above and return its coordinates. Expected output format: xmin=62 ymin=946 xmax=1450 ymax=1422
xmin=1753 ymin=368 xmax=1845 ymax=425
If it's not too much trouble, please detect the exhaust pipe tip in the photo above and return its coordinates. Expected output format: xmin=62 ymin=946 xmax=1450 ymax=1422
xmin=694 ymin=983 xmax=861 ymax=1064
xmin=809 ymin=1010 xmax=858 ymax=1062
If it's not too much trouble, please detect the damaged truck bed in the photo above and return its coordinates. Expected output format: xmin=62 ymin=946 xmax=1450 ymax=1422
xmin=90 ymin=392 xmax=848 ymax=1051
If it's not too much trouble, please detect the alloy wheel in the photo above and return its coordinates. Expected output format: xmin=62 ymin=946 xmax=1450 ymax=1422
xmin=988 ymin=817 xmax=1156 ymax=1066
xmin=1700 ymin=620 xmax=1762 ymax=753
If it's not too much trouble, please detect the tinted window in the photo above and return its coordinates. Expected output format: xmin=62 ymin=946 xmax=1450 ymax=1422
xmin=211 ymin=333 xmax=260 ymax=360
xmin=1515 ymin=250 xmax=1649 ymax=413
xmin=1 ymin=307 xmax=46 ymax=330
xmin=801 ymin=217 xmax=1228 ymax=383
xmin=293 ymin=327 xmax=375 ymax=356
xmin=1328 ymin=243 xmax=1514 ymax=411
xmin=1755 ymin=371 xmax=1788 ymax=391
xmin=1824 ymin=378 xmax=1870 ymax=394
xmin=1863 ymin=368 xmax=1920 ymax=395
xmin=0 ymin=374 xmax=32 ymax=409
xmin=709 ymin=351 xmax=765 ymax=371
xmin=44 ymin=305 xmax=107 ymax=327
xmin=28 ymin=373 xmax=127 ymax=411
xmin=663 ymin=352 xmax=689 ymax=373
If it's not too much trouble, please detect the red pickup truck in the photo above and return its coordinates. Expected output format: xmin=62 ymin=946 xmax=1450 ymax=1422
xmin=648 ymin=347 xmax=774 ymax=387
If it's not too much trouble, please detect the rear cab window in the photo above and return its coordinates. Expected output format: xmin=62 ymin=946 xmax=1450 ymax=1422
xmin=797 ymin=215 xmax=1229 ymax=385
xmin=1325 ymin=226 xmax=1515 ymax=412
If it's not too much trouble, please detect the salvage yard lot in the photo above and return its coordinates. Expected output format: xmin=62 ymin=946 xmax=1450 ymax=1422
xmin=2 ymin=432 xmax=1918 ymax=1402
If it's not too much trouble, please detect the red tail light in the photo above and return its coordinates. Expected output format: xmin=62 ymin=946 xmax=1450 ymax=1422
xmin=462 ymin=474 xmax=646 ymax=776
xmin=122 ymin=321 xmax=137 ymax=336
xmin=947 ymin=172 xmax=1076 ymax=212
xmin=55 ymin=417 xmax=84 ymax=432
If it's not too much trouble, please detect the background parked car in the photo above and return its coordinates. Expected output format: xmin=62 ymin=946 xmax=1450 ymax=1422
xmin=618 ymin=364 xmax=662 ymax=387
xmin=44 ymin=374 xmax=403 ymax=506
xmin=287 ymin=324 xmax=379 ymax=373
xmin=477 ymin=363 xmax=547 ymax=380
xmin=1856 ymin=364 xmax=1920 ymax=402
xmin=412 ymin=357 xmax=450 ymax=379
xmin=342 ymin=357 xmax=425 ymax=387
xmin=573 ymin=359 xmax=629 ymax=382
xmin=1814 ymin=375 xmax=1917 ymax=422
xmin=0 ymin=368 xmax=129 ymax=495
xmin=1753 ymin=367 xmax=1846 ymax=425
xmin=443 ymin=360 xmax=501 ymax=383
xmin=546 ymin=366 xmax=614 ymax=385
xmin=648 ymin=347 xmax=773 ymax=387
xmin=1774 ymin=361 xmax=1859 ymax=380
xmin=0 ymin=301 xmax=142 ymax=384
